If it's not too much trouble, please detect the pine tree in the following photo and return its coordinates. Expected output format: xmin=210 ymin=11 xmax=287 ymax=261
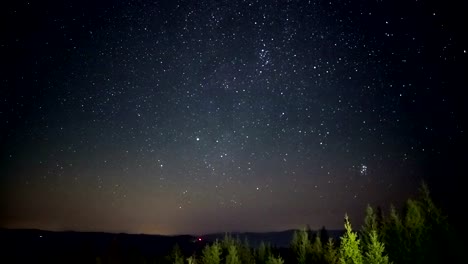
xmin=236 ymin=237 xmax=255 ymax=264
xmin=291 ymin=228 xmax=311 ymax=264
xmin=187 ymin=256 xmax=197 ymax=264
xmin=319 ymin=226 xmax=329 ymax=245
xmin=225 ymin=245 xmax=241 ymax=264
xmin=339 ymin=215 xmax=363 ymax=264
xmin=256 ymin=241 xmax=271 ymax=264
xmin=404 ymin=198 xmax=425 ymax=261
xmin=324 ymin=239 xmax=339 ymax=264
xmin=382 ymin=205 xmax=405 ymax=264
xmin=265 ymin=255 xmax=284 ymax=264
xmin=222 ymin=233 xmax=236 ymax=251
xmin=418 ymin=181 xmax=445 ymax=226
xmin=201 ymin=241 xmax=222 ymax=264
xmin=362 ymin=205 xmax=378 ymax=248
xmin=169 ymin=244 xmax=184 ymax=264
xmin=416 ymin=181 xmax=453 ymax=263
xmin=375 ymin=206 xmax=384 ymax=232
xmin=311 ymin=235 xmax=324 ymax=263
xmin=360 ymin=205 xmax=391 ymax=264
xmin=363 ymin=230 xmax=389 ymax=264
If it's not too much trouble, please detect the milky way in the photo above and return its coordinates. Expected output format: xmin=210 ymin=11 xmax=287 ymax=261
xmin=1 ymin=0 xmax=467 ymax=235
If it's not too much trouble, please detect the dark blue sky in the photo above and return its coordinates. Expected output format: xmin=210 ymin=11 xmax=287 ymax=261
xmin=1 ymin=0 xmax=467 ymax=235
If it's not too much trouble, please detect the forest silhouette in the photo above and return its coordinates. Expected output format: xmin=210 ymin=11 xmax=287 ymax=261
xmin=159 ymin=183 xmax=461 ymax=264
xmin=1 ymin=182 xmax=463 ymax=264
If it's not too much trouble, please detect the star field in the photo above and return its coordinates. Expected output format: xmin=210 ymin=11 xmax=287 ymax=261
xmin=1 ymin=0 xmax=467 ymax=235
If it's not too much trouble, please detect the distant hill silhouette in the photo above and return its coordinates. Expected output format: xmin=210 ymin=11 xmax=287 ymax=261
xmin=0 ymin=228 xmax=345 ymax=263
xmin=0 ymin=228 xmax=204 ymax=263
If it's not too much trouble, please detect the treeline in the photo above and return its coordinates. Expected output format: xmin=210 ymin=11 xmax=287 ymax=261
xmin=155 ymin=182 xmax=461 ymax=264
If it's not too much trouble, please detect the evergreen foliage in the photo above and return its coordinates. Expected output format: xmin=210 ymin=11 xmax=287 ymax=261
xmin=201 ymin=241 xmax=222 ymax=264
xmin=256 ymin=241 xmax=271 ymax=264
xmin=362 ymin=205 xmax=378 ymax=248
xmin=381 ymin=205 xmax=405 ymax=264
xmin=339 ymin=215 xmax=363 ymax=264
xmin=53 ymin=180 xmax=458 ymax=264
xmin=265 ymin=255 xmax=284 ymax=264
xmin=310 ymin=235 xmax=324 ymax=263
xmin=236 ymin=237 xmax=255 ymax=264
xmin=361 ymin=204 xmax=390 ymax=264
xmin=419 ymin=182 xmax=446 ymax=227
xmin=225 ymin=245 xmax=241 ymax=264
xmin=168 ymin=244 xmax=184 ymax=264
xmin=379 ymin=182 xmax=452 ymax=264
xmin=324 ymin=239 xmax=339 ymax=264
xmin=157 ymin=182 xmax=456 ymax=264
xmin=291 ymin=228 xmax=311 ymax=264
xmin=221 ymin=233 xmax=236 ymax=251
xmin=187 ymin=255 xmax=197 ymax=264
xmin=404 ymin=199 xmax=425 ymax=262
xmin=363 ymin=230 xmax=389 ymax=264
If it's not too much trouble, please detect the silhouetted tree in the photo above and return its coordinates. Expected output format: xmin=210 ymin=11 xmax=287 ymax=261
xmin=381 ymin=205 xmax=405 ymax=264
xmin=380 ymin=182 xmax=450 ymax=264
xmin=418 ymin=181 xmax=446 ymax=227
xmin=105 ymin=237 xmax=122 ymax=264
xmin=306 ymin=224 xmax=315 ymax=241
xmin=405 ymin=182 xmax=450 ymax=264
xmin=168 ymin=244 xmax=184 ymax=264
xmin=375 ymin=206 xmax=384 ymax=231
xmin=319 ymin=226 xmax=329 ymax=245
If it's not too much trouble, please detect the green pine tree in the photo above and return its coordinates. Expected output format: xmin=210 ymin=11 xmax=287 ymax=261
xmin=311 ymin=235 xmax=324 ymax=263
xmin=291 ymin=228 xmax=311 ymax=264
xmin=225 ymin=245 xmax=241 ymax=264
xmin=222 ymin=233 xmax=236 ymax=251
xmin=187 ymin=256 xmax=197 ymax=264
xmin=236 ymin=237 xmax=255 ymax=264
xmin=265 ymin=255 xmax=284 ymax=264
xmin=363 ymin=230 xmax=389 ymax=264
xmin=324 ymin=239 xmax=339 ymax=264
xmin=256 ymin=241 xmax=271 ymax=264
xmin=381 ymin=205 xmax=405 ymax=264
xmin=418 ymin=181 xmax=445 ymax=227
xmin=362 ymin=205 xmax=378 ymax=248
xmin=339 ymin=215 xmax=363 ymax=264
xmin=201 ymin=241 xmax=222 ymax=264
xmin=404 ymin=198 xmax=425 ymax=262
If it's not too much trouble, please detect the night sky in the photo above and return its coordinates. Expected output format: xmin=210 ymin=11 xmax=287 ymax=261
xmin=1 ymin=0 xmax=467 ymax=235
